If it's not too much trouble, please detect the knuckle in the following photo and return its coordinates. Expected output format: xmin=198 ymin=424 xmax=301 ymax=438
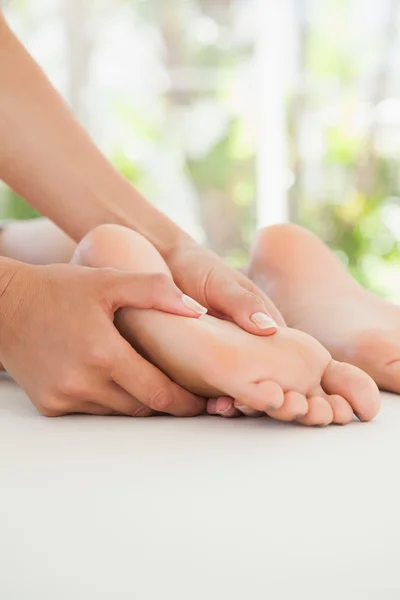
xmin=131 ymin=405 xmax=156 ymax=418
xmin=38 ymin=395 xmax=67 ymax=417
xmin=58 ymin=372 xmax=88 ymax=399
xmin=86 ymin=343 xmax=112 ymax=370
xmin=239 ymin=289 xmax=264 ymax=309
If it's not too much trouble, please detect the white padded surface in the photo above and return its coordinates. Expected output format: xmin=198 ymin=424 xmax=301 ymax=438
xmin=1 ymin=374 xmax=399 ymax=600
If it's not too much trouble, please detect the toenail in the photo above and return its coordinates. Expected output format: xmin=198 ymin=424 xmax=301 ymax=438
xmin=250 ymin=312 xmax=278 ymax=330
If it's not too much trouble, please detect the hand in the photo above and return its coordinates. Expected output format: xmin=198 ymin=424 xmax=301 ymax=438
xmin=166 ymin=238 xmax=286 ymax=336
xmin=165 ymin=240 xmax=285 ymax=419
xmin=0 ymin=260 xmax=206 ymax=417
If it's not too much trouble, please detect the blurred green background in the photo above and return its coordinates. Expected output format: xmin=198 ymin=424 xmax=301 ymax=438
xmin=2 ymin=0 xmax=400 ymax=298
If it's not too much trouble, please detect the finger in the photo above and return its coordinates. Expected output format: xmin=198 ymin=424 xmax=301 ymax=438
xmin=70 ymin=401 xmax=115 ymax=416
xmin=233 ymin=400 xmax=264 ymax=417
xmin=214 ymin=396 xmax=242 ymax=417
xmin=258 ymin=291 xmax=286 ymax=327
xmin=94 ymin=383 xmax=156 ymax=417
xmin=111 ymin=338 xmax=207 ymax=417
xmin=38 ymin=398 xmax=115 ymax=417
xmin=208 ymin=278 xmax=279 ymax=336
xmin=100 ymin=271 xmax=208 ymax=318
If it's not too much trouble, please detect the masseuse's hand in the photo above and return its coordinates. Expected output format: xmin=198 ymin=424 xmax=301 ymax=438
xmin=166 ymin=239 xmax=286 ymax=335
xmin=0 ymin=260 xmax=206 ymax=417
xmin=166 ymin=240 xmax=285 ymax=419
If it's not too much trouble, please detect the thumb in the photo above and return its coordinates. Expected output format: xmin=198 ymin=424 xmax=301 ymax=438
xmin=100 ymin=270 xmax=208 ymax=317
xmin=212 ymin=281 xmax=280 ymax=336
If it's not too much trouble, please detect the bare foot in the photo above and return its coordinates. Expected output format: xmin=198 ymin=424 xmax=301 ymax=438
xmin=73 ymin=225 xmax=380 ymax=425
xmin=249 ymin=222 xmax=400 ymax=395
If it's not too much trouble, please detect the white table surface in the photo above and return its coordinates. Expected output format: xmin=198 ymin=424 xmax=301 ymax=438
xmin=1 ymin=374 xmax=400 ymax=600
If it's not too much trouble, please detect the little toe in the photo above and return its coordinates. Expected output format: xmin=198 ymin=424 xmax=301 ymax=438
xmin=326 ymin=394 xmax=353 ymax=425
xmin=234 ymin=380 xmax=285 ymax=413
xmin=266 ymin=391 xmax=308 ymax=421
xmin=321 ymin=360 xmax=380 ymax=422
xmin=296 ymin=396 xmax=334 ymax=426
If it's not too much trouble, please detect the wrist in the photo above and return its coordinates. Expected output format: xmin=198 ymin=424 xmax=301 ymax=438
xmin=110 ymin=182 xmax=192 ymax=260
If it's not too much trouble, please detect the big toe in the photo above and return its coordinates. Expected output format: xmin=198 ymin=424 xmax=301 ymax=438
xmin=321 ymin=360 xmax=380 ymax=422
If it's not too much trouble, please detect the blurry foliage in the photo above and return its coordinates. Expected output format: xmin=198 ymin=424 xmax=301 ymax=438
xmin=3 ymin=0 xmax=400 ymax=297
xmin=291 ymin=0 xmax=400 ymax=296
xmin=0 ymin=187 xmax=39 ymax=220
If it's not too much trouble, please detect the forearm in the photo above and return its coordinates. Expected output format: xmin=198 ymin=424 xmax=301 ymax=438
xmin=0 ymin=13 xmax=187 ymax=256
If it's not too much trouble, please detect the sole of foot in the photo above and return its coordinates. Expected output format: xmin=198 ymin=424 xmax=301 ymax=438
xmin=249 ymin=222 xmax=400 ymax=396
xmin=74 ymin=225 xmax=381 ymax=426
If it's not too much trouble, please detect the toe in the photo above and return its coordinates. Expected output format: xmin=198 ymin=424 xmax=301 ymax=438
xmin=235 ymin=380 xmax=285 ymax=413
xmin=296 ymin=396 xmax=334 ymax=426
xmin=321 ymin=360 xmax=380 ymax=422
xmin=214 ymin=396 xmax=241 ymax=418
xmin=326 ymin=394 xmax=353 ymax=425
xmin=266 ymin=391 xmax=308 ymax=421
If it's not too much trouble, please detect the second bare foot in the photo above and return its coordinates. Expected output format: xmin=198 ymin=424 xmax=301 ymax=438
xmin=249 ymin=223 xmax=400 ymax=396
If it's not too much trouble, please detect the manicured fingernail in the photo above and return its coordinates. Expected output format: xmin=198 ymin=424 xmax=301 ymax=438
xmin=236 ymin=404 xmax=254 ymax=416
xmin=182 ymin=294 xmax=208 ymax=315
xmin=218 ymin=406 xmax=234 ymax=416
xmin=250 ymin=312 xmax=277 ymax=329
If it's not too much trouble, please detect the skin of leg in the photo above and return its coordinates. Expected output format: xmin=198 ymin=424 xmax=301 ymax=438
xmin=73 ymin=224 xmax=381 ymax=425
xmin=248 ymin=222 xmax=400 ymax=396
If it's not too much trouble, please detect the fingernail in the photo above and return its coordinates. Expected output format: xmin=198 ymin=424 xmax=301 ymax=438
xmin=218 ymin=406 xmax=234 ymax=416
xmin=250 ymin=312 xmax=278 ymax=329
xmin=182 ymin=294 xmax=208 ymax=315
xmin=236 ymin=404 xmax=254 ymax=416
